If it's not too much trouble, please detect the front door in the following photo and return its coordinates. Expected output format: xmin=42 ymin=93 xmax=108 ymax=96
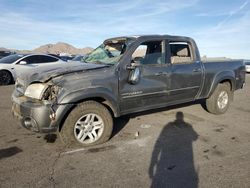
xmin=119 ymin=39 xmax=171 ymax=114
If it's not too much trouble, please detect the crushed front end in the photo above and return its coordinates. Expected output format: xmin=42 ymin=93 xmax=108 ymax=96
xmin=11 ymin=79 xmax=60 ymax=133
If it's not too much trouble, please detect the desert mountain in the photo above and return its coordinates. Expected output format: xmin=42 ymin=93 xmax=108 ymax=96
xmin=0 ymin=47 xmax=9 ymax=51
xmin=33 ymin=42 xmax=93 ymax=55
xmin=0 ymin=42 xmax=93 ymax=55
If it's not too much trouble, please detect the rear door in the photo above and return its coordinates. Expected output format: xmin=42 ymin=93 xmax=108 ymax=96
xmin=167 ymin=41 xmax=203 ymax=102
xmin=34 ymin=55 xmax=59 ymax=65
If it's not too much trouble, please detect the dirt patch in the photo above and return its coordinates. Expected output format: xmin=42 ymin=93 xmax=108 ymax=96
xmin=0 ymin=146 xmax=22 ymax=160
xmin=199 ymin=136 xmax=210 ymax=143
xmin=6 ymin=139 xmax=18 ymax=143
xmin=44 ymin=134 xmax=57 ymax=143
xmin=214 ymin=128 xmax=224 ymax=132
xmin=236 ymin=107 xmax=250 ymax=113
xmin=87 ymin=145 xmax=116 ymax=153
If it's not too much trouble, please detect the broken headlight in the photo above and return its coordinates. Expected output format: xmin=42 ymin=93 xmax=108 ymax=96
xmin=24 ymin=83 xmax=59 ymax=101
xmin=42 ymin=85 xmax=60 ymax=101
xmin=24 ymin=83 xmax=49 ymax=100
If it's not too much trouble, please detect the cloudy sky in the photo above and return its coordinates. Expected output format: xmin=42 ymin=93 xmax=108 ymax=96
xmin=0 ymin=0 xmax=249 ymax=58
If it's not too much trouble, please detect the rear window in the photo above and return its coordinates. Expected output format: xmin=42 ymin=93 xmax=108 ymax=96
xmin=39 ymin=55 xmax=59 ymax=63
xmin=0 ymin=54 xmax=24 ymax=64
xmin=245 ymin=61 xmax=250 ymax=65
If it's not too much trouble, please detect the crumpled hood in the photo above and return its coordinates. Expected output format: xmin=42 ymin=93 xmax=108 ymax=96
xmin=17 ymin=62 xmax=108 ymax=86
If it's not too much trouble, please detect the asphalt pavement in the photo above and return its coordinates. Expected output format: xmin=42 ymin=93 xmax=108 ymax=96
xmin=0 ymin=75 xmax=250 ymax=188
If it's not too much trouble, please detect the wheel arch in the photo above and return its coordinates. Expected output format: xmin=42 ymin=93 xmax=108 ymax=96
xmin=207 ymin=71 xmax=235 ymax=98
xmin=56 ymin=89 xmax=119 ymax=132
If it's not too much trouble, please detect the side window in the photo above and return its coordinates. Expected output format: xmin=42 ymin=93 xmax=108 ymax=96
xmin=39 ymin=55 xmax=58 ymax=63
xmin=21 ymin=55 xmax=58 ymax=64
xmin=170 ymin=42 xmax=193 ymax=64
xmin=132 ymin=45 xmax=147 ymax=58
xmin=21 ymin=55 xmax=40 ymax=64
xmin=132 ymin=40 xmax=164 ymax=65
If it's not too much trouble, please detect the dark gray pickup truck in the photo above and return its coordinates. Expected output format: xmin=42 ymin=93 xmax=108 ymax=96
xmin=12 ymin=35 xmax=246 ymax=147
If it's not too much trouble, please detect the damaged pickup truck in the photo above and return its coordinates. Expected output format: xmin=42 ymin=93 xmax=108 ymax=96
xmin=12 ymin=35 xmax=246 ymax=147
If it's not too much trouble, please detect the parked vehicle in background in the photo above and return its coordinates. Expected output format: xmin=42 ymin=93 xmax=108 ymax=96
xmin=244 ymin=60 xmax=250 ymax=73
xmin=12 ymin=35 xmax=246 ymax=147
xmin=48 ymin=54 xmax=62 ymax=60
xmin=0 ymin=54 xmax=66 ymax=85
xmin=59 ymin=55 xmax=74 ymax=62
xmin=0 ymin=51 xmax=14 ymax=59
xmin=68 ymin=55 xmax=86 ymax=63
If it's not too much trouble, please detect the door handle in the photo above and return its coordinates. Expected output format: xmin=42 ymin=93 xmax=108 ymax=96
xmin=192 ymin=68 xmax=201 ymax=72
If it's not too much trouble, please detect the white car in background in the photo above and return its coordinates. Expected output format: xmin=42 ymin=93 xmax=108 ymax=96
xmin=0 ymin=54 xmax=66 ymax=85
xmin=245 ymin=60 xmax=250 ymax=73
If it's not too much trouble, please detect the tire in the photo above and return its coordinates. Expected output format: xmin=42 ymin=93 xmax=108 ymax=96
xmin=59 ymin=101 xmax=113 ymax=147
xmin=205 ymin=83 xmax=233 ymax=114
xmin=0 ymin=70 xmax=13 ymax=85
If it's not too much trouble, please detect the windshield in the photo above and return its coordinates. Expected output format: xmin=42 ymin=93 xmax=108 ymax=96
xmin=245 ymin=61 xmax=250 ymax=65
xmin=84 ymin=39 xmax=131 ymax=65
xmin=0 ymin=54 xmax=24 ymax=64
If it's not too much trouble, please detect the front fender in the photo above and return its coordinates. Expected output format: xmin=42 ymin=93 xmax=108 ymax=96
xmin=58 ymin=87 xmax=119 ymax=117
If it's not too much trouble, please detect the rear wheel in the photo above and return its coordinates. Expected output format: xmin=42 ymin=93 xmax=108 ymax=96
xmin=59 ymin=101 xmax=113 ymax=147
xmin=0 ymin=70 xmax=13 ymax=85
xmin=205 ymin=83 xmax=233 ymax=114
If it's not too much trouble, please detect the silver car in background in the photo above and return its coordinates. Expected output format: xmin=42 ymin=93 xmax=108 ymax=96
xmin=0 ymin=54 xmax=66 ymax=85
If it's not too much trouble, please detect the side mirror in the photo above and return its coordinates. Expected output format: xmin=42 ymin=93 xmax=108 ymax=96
xmin=132 ymin=57 xmax=143 ymax=64
xmin=126 ymin=57 xmax=142 ymax=70
xmin=128 ymin=67 xmax=141 ymax=84
xmin=19 ymin=61 xmax=27 ymax=65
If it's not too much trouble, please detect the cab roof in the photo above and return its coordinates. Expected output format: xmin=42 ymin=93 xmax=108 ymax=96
xmin=105 ymin=34 xmax=194 ymax=42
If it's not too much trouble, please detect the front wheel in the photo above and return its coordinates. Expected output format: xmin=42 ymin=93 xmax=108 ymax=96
xmin=205 ymin=83 xmax=233 ymax=114
xmin=0 ymin=70 xmax=13 ymax=85
xmin=59 ymin=101 xmax=113 ymax=147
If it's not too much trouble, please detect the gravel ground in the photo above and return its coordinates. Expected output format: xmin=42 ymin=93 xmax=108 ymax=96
xmin=0 ymin=74 xmax=249 ymax=188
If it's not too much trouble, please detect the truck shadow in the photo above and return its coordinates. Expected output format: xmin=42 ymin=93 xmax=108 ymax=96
xmin=111 ymin=116 xmax=130 ymax=138
xmin=131 ymin=99 xmax=206 ymax=118
xmin=112 ymin=100 xmax=205 ymax=139
xmin=149 ymin=112 xmax=198 ymax=188
xmin=40 ymin=100 xmax=205 ymax=143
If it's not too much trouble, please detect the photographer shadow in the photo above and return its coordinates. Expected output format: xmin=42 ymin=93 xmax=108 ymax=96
xmin=149 ymin=112 xmax=198 ymax=188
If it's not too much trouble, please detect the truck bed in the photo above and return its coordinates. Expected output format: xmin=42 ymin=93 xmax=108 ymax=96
xmin=199 ymin=59 xmax=245 ymax=98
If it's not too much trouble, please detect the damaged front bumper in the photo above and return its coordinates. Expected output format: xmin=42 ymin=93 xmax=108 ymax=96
xmin=11 ymin=94 xmax=58 ymax=133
